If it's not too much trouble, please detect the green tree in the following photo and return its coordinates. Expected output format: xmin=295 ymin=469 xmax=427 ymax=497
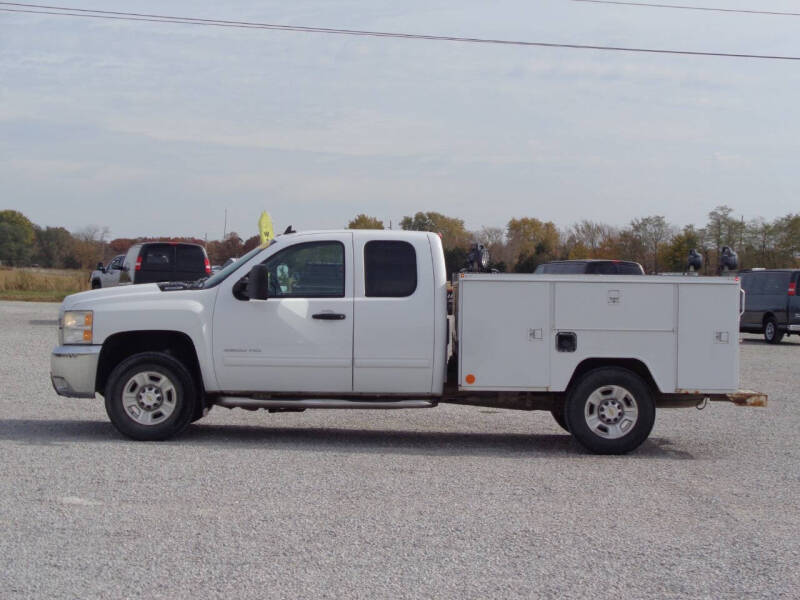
xmin=33 ymin=226 xmax=76 ymax=268
xmin=0 ymin=210 xmax=36 ymax=266
xmin=662 ymin=225 xmax=701 ymax=272
xmin=0 ymin=223 xmax=33 ymax=266
xmin=776 ymin=213 xmax=800 ymax=266
xmin=347 ymin=214 xmax=384 ymax=229
xmin=629 ymin=215 xmax=674 ymax=273
xmin=400 ymin=211 xmax=470 ymax=251
xmin=505 ymin=217 xmax=559 ymax=270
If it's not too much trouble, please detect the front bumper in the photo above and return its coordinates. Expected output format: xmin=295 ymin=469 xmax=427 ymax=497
xmin=50 ymin=345 xmax=102 ymax=398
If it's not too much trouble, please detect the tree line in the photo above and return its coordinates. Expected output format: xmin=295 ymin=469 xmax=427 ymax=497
xmin=1 ymin=206 xmax=798 ymax=274
xmin=349 ymin=206 xmax=800 ymax=275
xmin=0 ymin=210 xmax=262 ymax=269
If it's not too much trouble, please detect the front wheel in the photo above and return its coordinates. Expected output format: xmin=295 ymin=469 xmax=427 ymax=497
xmin=764 ymin=317 xmax=784 ymax=344
xmin=565 ymin=368 xmax=655 ymax=454
xmin=105 ymin=352 xmax=197 ymax=441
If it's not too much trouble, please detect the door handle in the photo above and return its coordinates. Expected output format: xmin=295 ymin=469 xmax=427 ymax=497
xmin=312 ymin=313 xmax=346 ymax=320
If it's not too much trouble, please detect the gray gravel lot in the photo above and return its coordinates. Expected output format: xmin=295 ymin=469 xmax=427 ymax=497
xmin=1 ymin=300 xmax=798 ymax=599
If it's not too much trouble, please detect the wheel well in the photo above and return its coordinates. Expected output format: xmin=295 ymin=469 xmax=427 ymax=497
xmin=566 ymin=358 xmax=659 ymax=395
xmin=96 ymin=331 xmax=203 ymax=396
xmin=762 ymin=313 xmax=775 ymax=326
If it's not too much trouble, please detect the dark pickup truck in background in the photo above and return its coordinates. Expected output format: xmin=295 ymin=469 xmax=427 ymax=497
xmin=119 ymin=242 xmax=211 ymax=286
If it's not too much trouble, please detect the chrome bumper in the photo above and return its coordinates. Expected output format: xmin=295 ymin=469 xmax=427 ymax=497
xmin=50 ymin=345 xmax=102 ymax=398
xmin=788 ymin=324 xmax=800 ymax=332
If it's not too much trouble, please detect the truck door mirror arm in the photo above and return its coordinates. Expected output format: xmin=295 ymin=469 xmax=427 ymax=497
xmin=247 ymin=264 xmax=270 ymax=301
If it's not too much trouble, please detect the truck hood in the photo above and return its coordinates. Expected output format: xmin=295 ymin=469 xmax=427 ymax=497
xmin=62 ymin=283 xmax=163 ymax=310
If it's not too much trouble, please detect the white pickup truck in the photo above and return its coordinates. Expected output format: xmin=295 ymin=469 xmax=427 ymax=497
xmin=51 ymin=229 xmax=765 ymax=454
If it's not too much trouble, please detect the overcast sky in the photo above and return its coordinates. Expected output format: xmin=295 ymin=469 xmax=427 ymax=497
xmin=2 ymin=0 xmax=799 ymax=240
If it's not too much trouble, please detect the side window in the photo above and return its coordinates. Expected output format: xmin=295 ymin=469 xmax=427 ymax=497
xmin=763 ymin=272 xmax=790 ymax=295
xmin=109 ymin=256 xmax=123 ymax=269
xmin=560 ymin=262 xmax=586 ymax=274
xmin=141 ymin=245 xmax=174 ymax=271
xmin=617 ymin=262 xmax=644 ymax=275
xmin=589 ymin=262 xmax=616 ymax=274
xmin=364 ymin=241 xmax=417 ymax=297
xmin=262 ymin=241 xmax=345 ymax=298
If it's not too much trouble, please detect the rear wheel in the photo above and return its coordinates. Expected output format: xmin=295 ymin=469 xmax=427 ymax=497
xmin=565 ymin=368 xmax=655 ymax=454
xmin=104 ymin=352 xmax=197 ymax=441
xmin=764 ymin=317 xmax=784 ymax=344
xmin=91 ymin=279 xmax=101 ymax=289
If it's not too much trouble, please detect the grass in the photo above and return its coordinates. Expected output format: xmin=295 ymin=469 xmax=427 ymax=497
xmin=0 ymin=267 xmax=89 ymax=302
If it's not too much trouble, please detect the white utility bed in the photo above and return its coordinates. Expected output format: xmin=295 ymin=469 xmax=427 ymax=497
xmin=456 ymin=274 xmax=742 ymax=394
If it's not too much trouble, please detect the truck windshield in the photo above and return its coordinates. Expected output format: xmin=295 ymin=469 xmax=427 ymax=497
xmin=200 ymin=243 xmax=271 ymax=288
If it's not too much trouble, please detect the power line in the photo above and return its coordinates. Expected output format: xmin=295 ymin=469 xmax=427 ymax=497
xmin=572 ymin=0 xmax=800 ymax=18
xmin=2 ymin=2 xmax=800 ymax=61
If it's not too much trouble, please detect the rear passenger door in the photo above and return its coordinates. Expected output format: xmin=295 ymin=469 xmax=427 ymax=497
xmin=352 ymin=236 xmax=434 ymax=394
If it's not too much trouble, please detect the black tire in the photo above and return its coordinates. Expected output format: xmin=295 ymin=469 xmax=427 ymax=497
xmin=191 ymin=403 xmax=211 ymax=423
xmin=91 ymin=279 xmax=101 ymax=289
xmin=104 ymin=352 xmax=197 ymax=441
xmin=763 ymin=317 xmax=784 ymax=344
xmin=565 ymin=367 xmax=655 ymax=455
xmin=550 ymin=404 xmax=570 ymax=433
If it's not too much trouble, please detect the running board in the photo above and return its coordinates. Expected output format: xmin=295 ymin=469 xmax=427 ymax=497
xmin=215 ymin=397 xmax=437 ymax=410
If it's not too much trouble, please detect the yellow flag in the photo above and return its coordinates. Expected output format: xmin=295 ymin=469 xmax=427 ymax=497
xmin=258 ymin=211 xmax=274 ymax=245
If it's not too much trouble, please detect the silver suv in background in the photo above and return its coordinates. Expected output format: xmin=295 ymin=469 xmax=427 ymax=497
xmin=90 ymin=255 xmax=125 ymax=289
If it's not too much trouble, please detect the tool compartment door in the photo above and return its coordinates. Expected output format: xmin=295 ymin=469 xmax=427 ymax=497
xmin=458 ymin=280 xmax=550 ymax=390
xmin=677 ymin=283 xmax=740 ymax=392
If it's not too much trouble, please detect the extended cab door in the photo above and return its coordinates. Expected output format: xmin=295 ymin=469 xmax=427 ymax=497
xmin=212 ymin=234 xmax=354 ymax=393
xmin=352 ymin=233 xmax=435 ymax=394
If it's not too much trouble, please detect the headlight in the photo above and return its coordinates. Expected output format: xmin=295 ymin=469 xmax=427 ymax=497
xmin=62 ymin=310 xmax=93 ymax=344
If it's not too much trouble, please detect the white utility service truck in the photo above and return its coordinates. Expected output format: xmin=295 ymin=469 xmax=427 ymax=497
xmin=50 ymin=230 xmax=765 ymax=454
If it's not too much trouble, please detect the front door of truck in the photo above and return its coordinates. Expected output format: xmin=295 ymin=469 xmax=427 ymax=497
xmin=212 ymin=234 xmax=354 ymax=393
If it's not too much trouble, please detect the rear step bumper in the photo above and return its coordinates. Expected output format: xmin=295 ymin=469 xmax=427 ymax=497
xmin=711 ymin=389 xmax=768 ymax=407
xmin=215 ymin=397 xmax=437 ymax=410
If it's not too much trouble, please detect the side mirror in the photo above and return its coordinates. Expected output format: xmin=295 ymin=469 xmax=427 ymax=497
xmin=247 ymin=264 xmax=270 ymax=301
xmin=96 ymin=262 xmax=104 ymax=271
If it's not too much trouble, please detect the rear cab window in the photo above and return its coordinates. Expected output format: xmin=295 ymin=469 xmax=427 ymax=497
xmin=176 ymin=245 xmax=206 ymax=271
xmin=364 ymin=241 xmax=417 ymax=297
xmin=141 ymin=245 xmax=174 ymax=271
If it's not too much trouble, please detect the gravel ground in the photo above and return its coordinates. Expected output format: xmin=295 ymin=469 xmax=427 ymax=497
xmin=0 ymin=300 xmax=798 ymax=599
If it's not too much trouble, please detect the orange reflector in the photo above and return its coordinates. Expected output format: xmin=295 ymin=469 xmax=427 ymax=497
xmin=82 ymin=330 xmax=92 ymax=341
xmin=84 ymin=313 xmax=93 ymax=326
xmin=465 ymin=374 xmax=475 ymax=384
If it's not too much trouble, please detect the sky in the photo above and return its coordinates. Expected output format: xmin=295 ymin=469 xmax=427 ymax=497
xmin=1 ymin=0 xmax=800 ymax=240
